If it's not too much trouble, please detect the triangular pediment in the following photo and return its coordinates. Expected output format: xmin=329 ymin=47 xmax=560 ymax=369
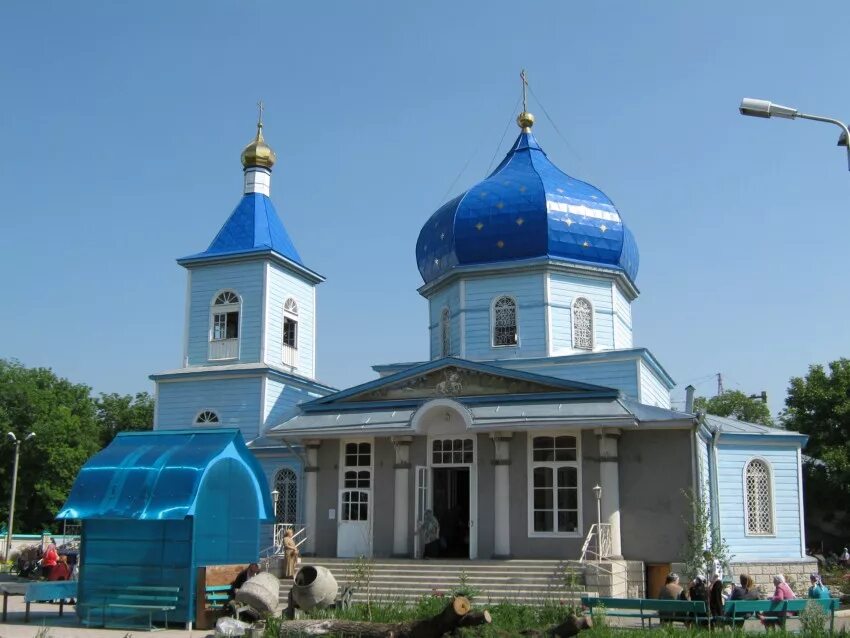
xmin=306 ymin=359 xmax=617 ymax=408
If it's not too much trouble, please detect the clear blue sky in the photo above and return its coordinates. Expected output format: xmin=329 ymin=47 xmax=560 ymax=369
xmin=2 ymin=1 xmax=849 ymax=416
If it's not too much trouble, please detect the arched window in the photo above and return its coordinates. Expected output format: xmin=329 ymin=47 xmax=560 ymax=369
xmin=194 ymin=410 xmax=219 ymax=425
xmin=492 ymin=296 xmax=518 ymax=347
xmin=274 ymin=468 xmax=298 ymax=524
xmin=572 ymin=297 xmax=593 ymax=350
xmin=440 ymin=307 xmax=451 ymax=357
xmin=745 ymin=459 xmax=774 ymax=535
xmin=282 ymin=297 xmax=298 ymax=367
xmin=210 ymin=290 xmax=240 ymax=360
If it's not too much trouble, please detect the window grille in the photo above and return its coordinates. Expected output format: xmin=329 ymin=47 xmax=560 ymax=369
xmin=745 ymin=459 xmax=774 ymax=535
xmin=440 ymin=308 xmax=451 ymax=357
xmin=493 ymin=296 xmax=518 ymax=346
xmin=344 ymin=442 xmax=371 ymax=467
xmin=431 ymin=438 xmax=474 ymax=465
xmin=572 ymin=297 xmax=593 ymax=350
xmin=195 ymin=410 xmax=219 ymax=425
xmin=214 ymin=291 xmax=240 ymax=305
xmin=341 ymin=490 xmax=369 ymax=521
xmin=530 ymin=435 xmax=579 ymax=534
xmin=284 ymin=298 xmax=298 ymax=315
xmin=274 ymin=468 xmax=298 ymax=524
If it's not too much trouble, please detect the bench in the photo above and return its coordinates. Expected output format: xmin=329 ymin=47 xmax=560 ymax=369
xmin=721 ymin=598 xmax=841 ymax=632
xmin=1 ymin=581 xmax=77 ymax=623
xmin=581 ymin=596 xmax=709 ymax=628
xmin=79 ymin=585 xmax=180 ymax=630
xmin=195 ymin=564 xmax=247 ymax=630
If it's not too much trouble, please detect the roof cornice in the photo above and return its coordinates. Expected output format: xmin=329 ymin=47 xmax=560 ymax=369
xmin=177 ymin=249 xmax=325 ymax=284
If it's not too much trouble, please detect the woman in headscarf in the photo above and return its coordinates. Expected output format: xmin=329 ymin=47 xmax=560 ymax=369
xmin=709 ymin=573 xmax=725 ymax=618
xmin=808 ymin=573 xmax=830 ymax=599
xmin=282 ymin=528 xmax=299 ymax=578
xmin=419 ymin=510 xmax=440 ymax=559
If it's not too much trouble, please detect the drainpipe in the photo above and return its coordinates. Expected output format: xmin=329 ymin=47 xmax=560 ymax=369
xmin=709 ymin=420 xmax=723 ymax=574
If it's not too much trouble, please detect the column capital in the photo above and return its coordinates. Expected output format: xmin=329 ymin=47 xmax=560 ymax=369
xmin=303 ymin=439 xmax=322 ymax=449
xmin=391 ymin=436 xmax=413 ymax=446
xmin=593 ymin=428 xmax=622 ymax=439
xmin=489 ymin=432 xmax=514 ymax=441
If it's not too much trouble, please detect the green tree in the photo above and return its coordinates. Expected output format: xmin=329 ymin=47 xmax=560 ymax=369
xmin=782 ymin=359 xmax=850 ymax=519
xmin=693 ymin=390 xmax=774 ymax=426
xmin=95 ymin=392 xmax=154 ymax=446
xmin=0 ymin=359 xmax=102 ymax=532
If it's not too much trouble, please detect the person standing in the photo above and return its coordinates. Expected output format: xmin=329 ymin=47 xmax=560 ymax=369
xmin=41 ymin=537 xmax=58 ymax=579
xmin=709 ymin=573 xmax=725 ymax=618
xmin=418 ymin=510 xmax=440 ymax=559
xmin=282 ymin=528 xmax=299 ymax=578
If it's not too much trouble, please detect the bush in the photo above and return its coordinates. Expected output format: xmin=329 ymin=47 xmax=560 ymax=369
xmin=799 ymin=600 xmax=828 ymax=637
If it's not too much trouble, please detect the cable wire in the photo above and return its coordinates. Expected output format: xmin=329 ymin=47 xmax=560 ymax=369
xmin=485 ymin=94 xmax=523 ymax=176
xmin=528 ymin=84 xmax=582 ymax=163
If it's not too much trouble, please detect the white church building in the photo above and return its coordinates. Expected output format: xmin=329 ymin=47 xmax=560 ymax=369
xmin=150 ymin=104 xmax=815 ymax=593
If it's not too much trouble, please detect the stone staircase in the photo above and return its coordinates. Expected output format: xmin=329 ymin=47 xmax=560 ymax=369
xmin=282 ymin=558 xmax=590 ymax=606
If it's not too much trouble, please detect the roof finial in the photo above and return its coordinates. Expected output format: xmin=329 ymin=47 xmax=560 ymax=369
xmin=517 ymin=69 xmax=535 ymax=131
xmin=256 ymin=99 xmax=265 ymax=139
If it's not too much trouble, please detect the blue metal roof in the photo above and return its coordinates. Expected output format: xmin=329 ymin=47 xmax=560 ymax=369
xmin=180 ymin=193 xmax=302 ymax=265
xmin=57 ymin=429 xmax=273 ymax=521
xmin=416 ymin=130 xmax=639 ymax=285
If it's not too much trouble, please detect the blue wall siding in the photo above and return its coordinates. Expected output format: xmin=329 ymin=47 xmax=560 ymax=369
xmin=187 ymin=261 xmax=265 ymax=365
xmin=548 ymin=273 xmax=615 ymax=354
xmin=265 ymin=263 xmax=316 ymax=378
xmin=263 ymin=378 xmax=322 ymax=431
xmin=498 ymin=357 xmax=640 ymax=398
xmin=428 ymin=283 xmax=461 ymax=359
xmin=716 ymin=444 xmax=803 ymax=561
xmin=612 ymin=285 xmax=633 ymax=349
xmin=463 ymin=273 xmax=546 ymax=360
xmin=639 ymin=361 xmax=672 ymax=408
xmin=156 ymin=377 xmax=262 ymax=440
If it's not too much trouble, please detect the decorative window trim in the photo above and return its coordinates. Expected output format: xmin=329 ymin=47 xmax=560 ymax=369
xmin=209 ymin=289 xmax=241 ymax=361
xmin=490 ymin=295 xmax=519 ymax=348
xmin=194 ymin=409 xmax=220 ymax=425
xmin=440 ymin=307 xmax=451 ymax=358
xmin=742 ymin=457 xmax=776 ymax=537
xmin=284 ymin=297 xmax=299 ymax=316
xmin=428 ymin=436 xmax=476 ymax=467
xmin=571 ymin=296 xmax=594 ymax=351
xmin=526 ymin=431 xmax=583 ymax=538
xmin=273 ymin=467 xmax=299 ymax=524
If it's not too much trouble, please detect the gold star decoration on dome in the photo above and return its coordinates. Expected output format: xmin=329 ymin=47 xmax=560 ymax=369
xmin=497 ymin=240 xmax=505 ymax=248
xmin=516 ymin=217 xmax=524 ymax=226
xmin=496 ymin=202 xmax=504 ymax=209
xmin=480 ymin=191 xmax=488 ymax=197
xmin=475 ymin=222 xmax=484 ymax=231
xmin=582 ymin=241 xmax=590 ymax=248
xmin=440 ymin=232 xmax=445 ymax=240
xmin=599 ymin=224 xmax=607 ymax=233
xmin=564 ymin=217 xmax=574 ymax=227
xmin=519 ymin=185 xmax=527 ymax=193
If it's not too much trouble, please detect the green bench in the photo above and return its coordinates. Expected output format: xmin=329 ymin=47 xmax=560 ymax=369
xmin=205 ymin=584 xmax=231 ymax=608
xmin=581 ymin=596 xmax=709 ymax=628
xmin=80 ymin=585 xmax=180 ymax=631
xmin=721 ymin=598 xmax=841 ymax=632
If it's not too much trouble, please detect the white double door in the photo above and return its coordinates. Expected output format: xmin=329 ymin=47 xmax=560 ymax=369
xmin=414 ymin=465 xmax=478 ymax=559
xmin=337 ymin=488 xmax=371 ymax=557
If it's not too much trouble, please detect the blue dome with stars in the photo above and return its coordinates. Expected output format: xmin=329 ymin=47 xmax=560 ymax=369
xmin=416 ymin=124 xmax=639 ymax=285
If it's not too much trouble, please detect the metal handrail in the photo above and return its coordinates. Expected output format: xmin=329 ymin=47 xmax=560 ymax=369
xmin=580 ymin=523 xmax=612 ymax=562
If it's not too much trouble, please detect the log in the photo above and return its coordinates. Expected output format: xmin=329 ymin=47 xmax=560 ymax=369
xmin=278 ymin=596 xmax=474 ymax=637
xmin=519 ymin=613 xmax=592 ymax=638
xmin=456 ymin=609 xmax=492 ymax=629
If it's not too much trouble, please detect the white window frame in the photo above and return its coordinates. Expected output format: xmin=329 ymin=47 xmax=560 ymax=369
xmin=273 ymin=467 xmax=299 ymax=525
xmin=527 ymin=431 xmax=583 ymax=538
xmin=571 ymin=296 xmax=594 ymax=351
xmin=283 ymin=297 xmax=298 ymax=351
xmin=338 ymin=439 xmax=374 ymax=523
xmin=209 ymin=289 xmax=241 ymax=360
xmin=193 ymin=409 xmax=220 ymax=425
xmin=440 ymin=307 xmax=451 ymax=358
xmin=428 ymin=435 xmax=476 ymax=467
xmin=490 ymin=295 xmax=519 ymax=348
xmin=742 ymin=457 xmax=776 ymax=537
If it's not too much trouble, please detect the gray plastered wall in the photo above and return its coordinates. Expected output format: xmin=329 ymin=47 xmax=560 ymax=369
xmin=314 ymin=439 xmax=340 ymax=556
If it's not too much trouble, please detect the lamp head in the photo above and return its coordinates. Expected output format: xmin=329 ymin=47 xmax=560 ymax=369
xmin=838 ymin=130 xmax=848 ymax=147
xmin=25 ymin=432 xmax=35 ymax=442
xmin=592 ymin=484 xmax=602 ymax=500
xmin=739 ymin=98 xmax=798 ymax=120
xmin=6 ymin=432 xmax=15 ymax=443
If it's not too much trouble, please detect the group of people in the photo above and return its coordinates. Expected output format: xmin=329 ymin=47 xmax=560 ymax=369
xmin=39 ymin=537 xmax=75 ymax=581
xmin=658 ymin=571 xmax=831 ymax=621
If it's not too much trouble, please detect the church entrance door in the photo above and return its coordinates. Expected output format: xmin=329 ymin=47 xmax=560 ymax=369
xmin=432 ymin=467 xmax=471 ymax=558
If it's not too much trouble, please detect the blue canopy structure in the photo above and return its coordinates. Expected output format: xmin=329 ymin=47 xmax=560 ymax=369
xmin=58 ymin=429 xmax=273 ymax=626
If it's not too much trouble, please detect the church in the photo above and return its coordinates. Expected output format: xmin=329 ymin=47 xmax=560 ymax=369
xmin=150 ymin=100 xmax=815 ymax=591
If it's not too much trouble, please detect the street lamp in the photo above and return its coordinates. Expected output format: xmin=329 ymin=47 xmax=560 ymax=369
xmin=592 ymin=484 xmax=602 ymax=556
xmin=271 ymin=489 xmax=279 ymax=519
xmin=739 ymin=98 xmax=850 ymax=171
xmin=5 ymin=431 xmax=35 ymax=562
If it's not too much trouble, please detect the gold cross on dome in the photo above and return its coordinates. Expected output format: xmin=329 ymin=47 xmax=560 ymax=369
xmin=257 ymin=100 xmax=265 ymax=127
xmin=520 ymin=69 xmax=528 ymax=112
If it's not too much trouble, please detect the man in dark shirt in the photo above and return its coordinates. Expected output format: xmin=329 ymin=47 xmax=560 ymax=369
xmin=228 ymin=563 xmax=260 ymax=600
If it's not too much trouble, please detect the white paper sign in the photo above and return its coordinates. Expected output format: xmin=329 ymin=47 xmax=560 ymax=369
xmin=328 ymin=508 xmax=336 ymax=520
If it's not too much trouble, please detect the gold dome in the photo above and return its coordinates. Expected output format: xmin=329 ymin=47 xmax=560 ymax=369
xmin=241 ymin=123 xmax=276 ymax=169
xmin=517 ymin=111 xmax=535 ymax=131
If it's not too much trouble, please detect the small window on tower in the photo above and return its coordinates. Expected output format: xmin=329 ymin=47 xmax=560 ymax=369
xmin=283 ymin=317 xmax=297 ymax=349
xmin=209 ymin=291 xmax=241 ymax=360
xmin=282 ymin=297 xmax=299 ymax=367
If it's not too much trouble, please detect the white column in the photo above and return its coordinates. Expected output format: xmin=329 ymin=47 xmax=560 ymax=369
xmin=595 ymin=429 xmax=622 ymax=558
xmin=392 ymin=437 xmax=412 ymax=557
xmin=492 ymin=433 xmax=513 ymax=558
xmin=303 ymin=440 xmax=320 ymax=555
xmin=244 ymin=166 xmax=271 ymax=196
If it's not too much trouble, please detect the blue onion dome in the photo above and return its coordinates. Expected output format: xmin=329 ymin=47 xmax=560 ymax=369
xmin=416 ymin=112 xmax=639 ymax=285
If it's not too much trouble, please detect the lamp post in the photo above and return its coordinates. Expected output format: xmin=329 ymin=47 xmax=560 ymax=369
xmin=592 ymin=484 xmax=602 ymax=557
xmin=5 ymin=432 xmax=35 ymax=562
xmin=739 ymin=98 xmax=850 ymax=171
xmin=271 ymin=489 xmax=280 ymax=519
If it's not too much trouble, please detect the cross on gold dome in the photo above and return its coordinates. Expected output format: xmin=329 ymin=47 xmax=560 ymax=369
xmin=257 ymin=100 xmax=264 ymax=129
xmin=241 ymin=99 xmax=276 ymax=169
xmin=517 ymin=69 xmax=535 ymax=131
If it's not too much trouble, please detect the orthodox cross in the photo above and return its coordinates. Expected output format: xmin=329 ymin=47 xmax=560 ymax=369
xmin=520 ymin=69 xmax=528 ymax=112
xmin=257 ymin=100 xmax=265 ymax=127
